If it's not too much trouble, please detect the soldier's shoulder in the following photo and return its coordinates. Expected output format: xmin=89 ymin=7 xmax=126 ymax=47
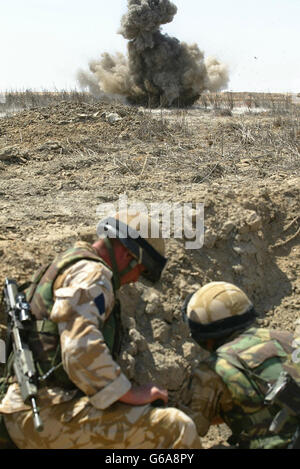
xmin=73 ymin=241 xmax=94 ymax=250
xmin=193 ymin=361 xmax=225 ymax=392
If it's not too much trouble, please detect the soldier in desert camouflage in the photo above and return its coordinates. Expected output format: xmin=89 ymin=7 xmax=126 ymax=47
xmin=0 ymin=211 xmax=201 ymax=449
xmin=181 ymin=282 xmax=300 ymax=449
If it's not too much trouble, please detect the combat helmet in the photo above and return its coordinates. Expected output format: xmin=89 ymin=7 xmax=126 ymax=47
xmin=182 ymin=282 xmax=258 ymax=343
xmin=97 ymin=210 xmax=167 ymax=288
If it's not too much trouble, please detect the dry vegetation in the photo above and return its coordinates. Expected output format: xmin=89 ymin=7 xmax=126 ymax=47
xmin=0 ymin=90 xmax=299 ymax=448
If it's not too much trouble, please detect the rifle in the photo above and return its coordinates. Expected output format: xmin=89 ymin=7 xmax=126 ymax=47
xmin=219 ymin=352 xmax=300 ymax=448
xmin=264 ymin=371 xmax=300 ymax=448
xmin=3 ymin=278 xmax=43 ymax=432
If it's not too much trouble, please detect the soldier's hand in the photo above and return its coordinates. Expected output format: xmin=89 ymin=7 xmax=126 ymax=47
xmin=118 ymin=383 xmax=168 ymax=406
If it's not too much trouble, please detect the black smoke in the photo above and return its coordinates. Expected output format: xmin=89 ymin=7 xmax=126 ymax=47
xmin=78 ymin=0 xmax=229 ymax=107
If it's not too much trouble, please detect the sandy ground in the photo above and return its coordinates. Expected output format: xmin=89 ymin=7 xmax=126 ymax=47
xmin=0 ymin=95 xmax=299 ymax=447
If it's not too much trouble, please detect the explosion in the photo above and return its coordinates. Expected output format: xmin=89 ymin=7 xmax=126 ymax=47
xmin=78 ymin=0 xmax=229 ymax=107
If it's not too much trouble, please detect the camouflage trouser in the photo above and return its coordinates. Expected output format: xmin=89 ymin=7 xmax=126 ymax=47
xmin=4 ymin=396 xmax=202 ymax=449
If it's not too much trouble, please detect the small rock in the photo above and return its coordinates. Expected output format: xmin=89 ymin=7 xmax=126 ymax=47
xmin=204 ymin=229 xmax=217 ymax=248
xmin=129 ymin=328 xmax=148 ymax=352
xmin=126 ymin=341 xmax=138 ymax=357
xmin=121 ymin=315 xmax=136 ymax=330
xmin=182 ymin=342 xmax=198 ymax=360
xmin=57 ymin=120 xmax=73 ymax=125
xmin=233 ymin=242 xmax=257 ymax=256
xmin=232 ymin=264 xmax=244 ymax=274
xmin=38 ymin=141 xmax=64 ymax=153
xmin=77 ymin=228 xmax=95 ymax=244
xmin=255 ymin=252 xmax=264 ymax=265
xmin=239 ymin=223 xmax=250 ymax=234
xmin=233 ymin=246 xmax=243 ymax=255
xmin=145 ymin=303 xmax=158 ymax=315
xmin=0 ymin=146 xmax=20 ymax=160
xmin=119 ymin=131 xmax=130 ymax=140
xmin=246 ymin=211 xmax=262 ymax=231
xmin=152 ymin=319 xmax=170 ymax=344
xmin=77 ymin=114 xmax=89 ymax=119
xmin=119 ymin=351 xmax=135 ymax=380
xmin=224 ymin=190 xmax=235 ymax=199
xmin=243 ymin=242 xmax=258 ymax=255
xmin=221 ymin=221 xmax=235 ymax=237
xmin=162 ymin=304 xmax=174 ymax=323
xmin=105 ymin=112 xmax=122 ymax=124
xmin=143 ymin=289 xmax=161 ymax=315
xmin=142 ymin=289 xmax=160 ymax=303
xmin=178 ymin=278 xmax=189 ymax=293
xmin=190 ymin=283 xmax=202 ymax=291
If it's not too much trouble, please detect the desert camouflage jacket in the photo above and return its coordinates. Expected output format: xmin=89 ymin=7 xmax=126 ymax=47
xmin=0 ymin=242 xmax=131 ymax=415
xmin=189 ymin=327 xmax=300 ymax=449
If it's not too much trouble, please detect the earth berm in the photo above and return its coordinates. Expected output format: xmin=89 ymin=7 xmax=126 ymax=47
xmin=0 ymin=99 xmax=299 ymax=447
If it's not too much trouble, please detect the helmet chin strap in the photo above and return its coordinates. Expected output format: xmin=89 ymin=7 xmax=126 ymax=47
xmin=103 ymin=238 xmax=139 ymax=292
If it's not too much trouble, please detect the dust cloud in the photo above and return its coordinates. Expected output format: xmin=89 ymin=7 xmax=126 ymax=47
xmin=78 ymin=0 xmax=229 ymax=107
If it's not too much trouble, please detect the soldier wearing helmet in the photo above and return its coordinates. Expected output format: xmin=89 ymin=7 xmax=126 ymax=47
xmin=181 ymin=282 xmax=300 ymax=449
xmin=0 ymin=210 xmax=201 ymax=450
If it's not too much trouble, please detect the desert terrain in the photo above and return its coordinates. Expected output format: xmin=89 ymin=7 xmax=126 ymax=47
xmin=0 ymin=91 xmax=299 ymax=447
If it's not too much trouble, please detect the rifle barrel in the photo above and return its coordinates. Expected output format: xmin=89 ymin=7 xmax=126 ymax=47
xmin=31 ymin=397 xmax=44 ymax=432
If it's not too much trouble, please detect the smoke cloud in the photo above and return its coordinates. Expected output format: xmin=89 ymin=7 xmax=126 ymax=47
xmin=78 ymin=0 xmax=229 ymax=107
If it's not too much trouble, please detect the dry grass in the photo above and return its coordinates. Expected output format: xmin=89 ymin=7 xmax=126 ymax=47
xmin=199 ymin=91 xmax=299 ymax=115
xmin=1 ymin=90 xmax=299 ymax=181
xmin=1 ymin=89 xmax=299 ymax=113
xmin=0 ymin=89 xmax=109 ymax=116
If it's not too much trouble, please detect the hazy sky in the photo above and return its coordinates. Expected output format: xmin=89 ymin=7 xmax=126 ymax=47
xmin=1 ymin=0 xmax=299 ymax=93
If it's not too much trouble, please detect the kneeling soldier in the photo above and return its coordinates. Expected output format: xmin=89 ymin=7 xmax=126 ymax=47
xmin=182 ymin=281 xmax=300 ymax=449
xmin=0 ymin=210 xmax=201 ymax=450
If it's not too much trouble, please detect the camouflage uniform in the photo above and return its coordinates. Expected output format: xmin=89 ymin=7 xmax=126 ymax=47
xmin=187 ymin=327 xmax=300 ymax=449
xmin=294 ymin=319 xmax=300 ymax=346
xmin=182 ymin=282 xmax=300 ymax=449
xmin=0 ymin=242 xmax=201 ymax=449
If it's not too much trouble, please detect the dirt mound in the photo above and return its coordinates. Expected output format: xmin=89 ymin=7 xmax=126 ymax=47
xmin=0 ymin=96 xmax=299 ymax=447
xmin=117 ymin=176 xmax=300 ymax=384
xmin=0 ymin=101 xmax=170 ymax=163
